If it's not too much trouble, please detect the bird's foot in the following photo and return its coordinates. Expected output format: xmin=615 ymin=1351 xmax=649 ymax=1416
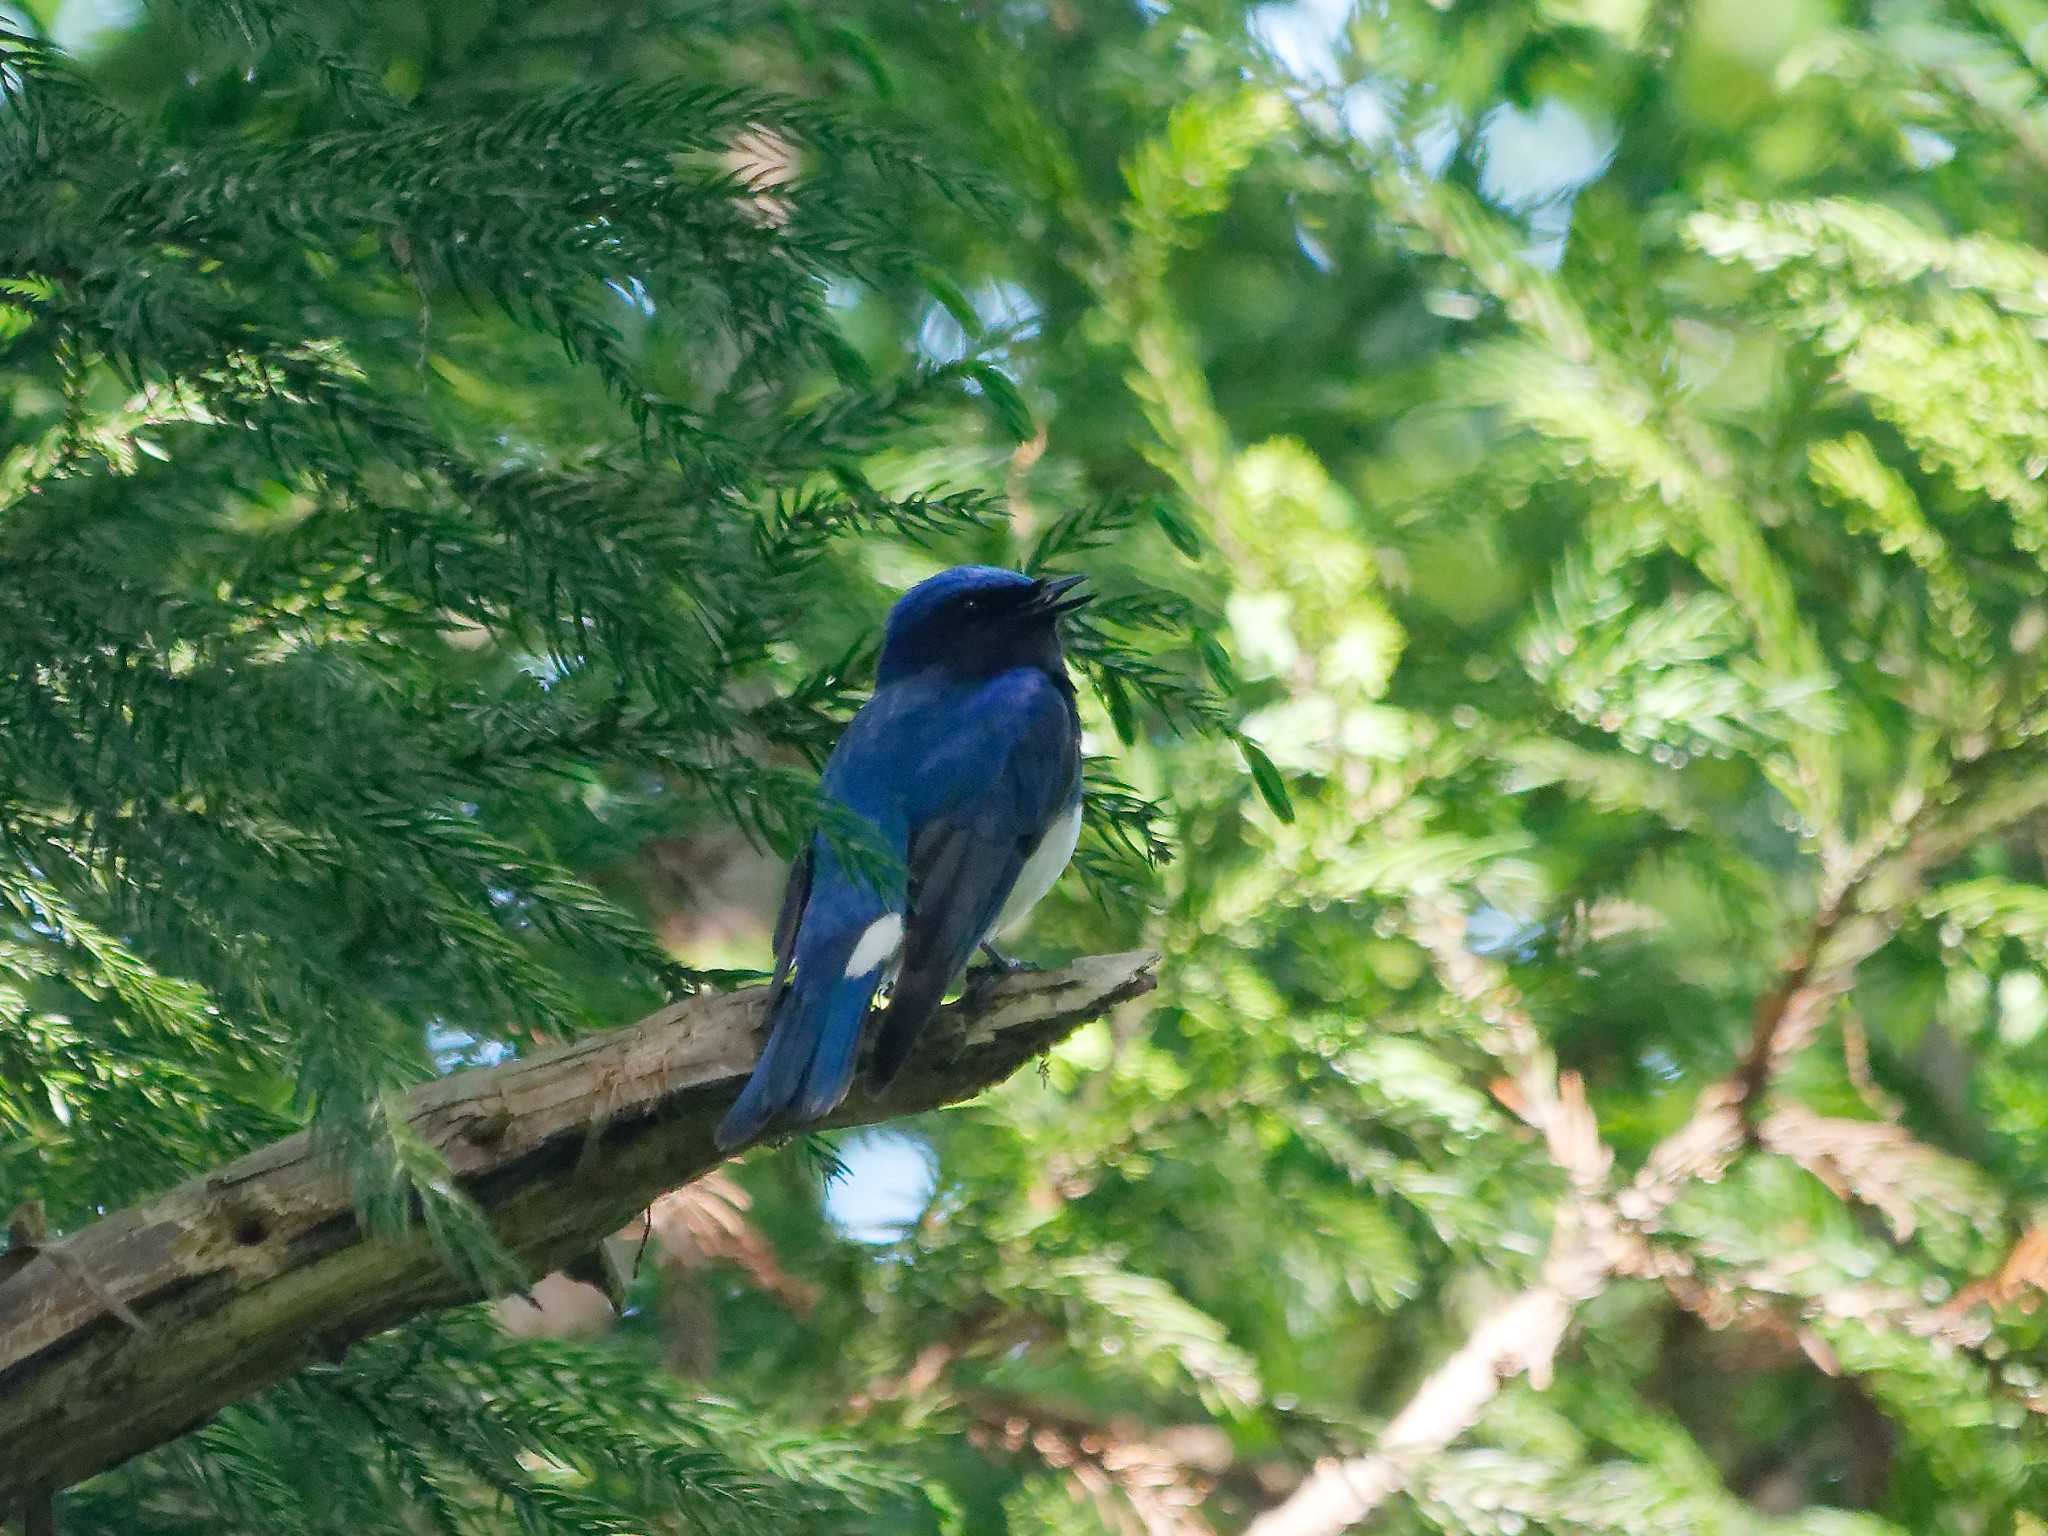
xmin=964 ymin=943 xmax=1040 ymax=1000
xmin=977 ymin=941 xmax=1041 ymax=975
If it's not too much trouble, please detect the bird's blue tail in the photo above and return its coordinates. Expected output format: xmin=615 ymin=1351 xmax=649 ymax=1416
xmin=715 ymin=959 xmax=882 ymax=1150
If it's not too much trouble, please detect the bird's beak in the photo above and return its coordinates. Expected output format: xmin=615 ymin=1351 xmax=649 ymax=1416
xmin=1032 ymin=572 xmax=1093 ymax=617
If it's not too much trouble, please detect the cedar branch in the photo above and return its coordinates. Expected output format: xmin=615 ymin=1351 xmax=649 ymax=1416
xmin=1241 ymin=788 xmax=1961 ymax=1536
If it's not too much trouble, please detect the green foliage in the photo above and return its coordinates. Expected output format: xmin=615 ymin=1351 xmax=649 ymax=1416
xmin=18 ymin=0 xmax=2048 ymax=1532
xmin=65 ymin=1317 xmax=940 ymax=1535
xmin=0 ymin=0 xmax=1218 ymax=1523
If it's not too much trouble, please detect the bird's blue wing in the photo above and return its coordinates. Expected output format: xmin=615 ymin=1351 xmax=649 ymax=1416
xmin=714 ymin=691 xmax=920 ymax=1150
xmin=868 ymin=670 xmax=1079 ymax=1086
xmin=715 ymin=846 xmax=898 ymax=1148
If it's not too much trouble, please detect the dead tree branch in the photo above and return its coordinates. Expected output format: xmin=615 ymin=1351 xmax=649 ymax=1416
xmin=0 ymin=950 xmax=1159 ymax=1510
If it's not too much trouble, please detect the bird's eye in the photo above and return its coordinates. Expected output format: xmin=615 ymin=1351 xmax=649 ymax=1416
xmin=962 ymin=598 xmax=982 ymax=616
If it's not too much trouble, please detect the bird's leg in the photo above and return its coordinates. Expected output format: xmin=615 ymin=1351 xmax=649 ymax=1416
xmin=964 ymin=942 xmax=1043 ymax=1004
xmin=977 ymin=941 xmax=1039 ymax=974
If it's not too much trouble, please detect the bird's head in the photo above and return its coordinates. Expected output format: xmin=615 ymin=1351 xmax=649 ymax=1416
xmin=876 ymin=565 xmax=1091 ymax=686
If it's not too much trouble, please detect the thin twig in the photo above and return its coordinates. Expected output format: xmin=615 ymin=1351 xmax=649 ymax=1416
xmin=1242 ymin=781 xmax=1966 ymax=1536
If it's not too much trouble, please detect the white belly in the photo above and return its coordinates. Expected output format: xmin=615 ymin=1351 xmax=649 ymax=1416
xmin=994 ymin=799 xmax=1081 ymax=934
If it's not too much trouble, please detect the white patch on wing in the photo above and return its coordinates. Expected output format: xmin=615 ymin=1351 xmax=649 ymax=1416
xmin=994 ymin=799 xmax=1082 ymax=934
xmin=845 ymin=913 xmax=905 ymax=977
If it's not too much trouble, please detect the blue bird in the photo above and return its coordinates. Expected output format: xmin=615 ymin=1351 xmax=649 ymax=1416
xmin=715 ymin=565 xmax=1090 ymax=1150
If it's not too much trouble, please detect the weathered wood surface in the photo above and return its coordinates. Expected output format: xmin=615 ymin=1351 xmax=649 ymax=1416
xmin=0 ymin=951 xmax=1159 ymax=1508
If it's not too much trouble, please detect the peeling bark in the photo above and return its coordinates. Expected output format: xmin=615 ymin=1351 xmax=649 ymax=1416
xmin=0 ymin=951 xmax=1158 ymax=1509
